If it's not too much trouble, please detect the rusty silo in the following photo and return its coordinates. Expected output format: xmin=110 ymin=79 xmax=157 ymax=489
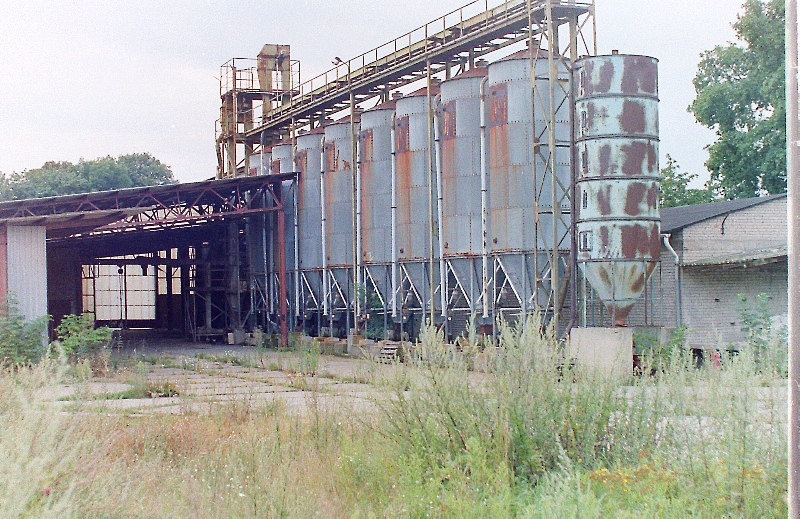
xmin=394 ymin=86 xmax=439 ymax=318
xmin=486 ymin=48 xmax=571 ymax=313
xmin=323 ymin=119 xmax=356 ymax=268
xmin=295 ymin=127 xmax=325 ymax=323
xmin=438 ymin=67 xmax=488 ymax=322
xmin=574 ymin=53 xmax=660 ymax=324
xmin=358 ymin=101 xmax=395 ymax=308
xmin=323 ymin=117 xmax=358 ymax=327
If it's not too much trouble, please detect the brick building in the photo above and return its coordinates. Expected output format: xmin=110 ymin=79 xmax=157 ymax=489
xmin=628 ymin=194 xmax=788 ymax=350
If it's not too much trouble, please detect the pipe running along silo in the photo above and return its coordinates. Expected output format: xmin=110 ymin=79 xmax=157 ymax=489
xmin=295 ymin=127 xmax=325 ymax=320
xmin=358 ymin=100 xmax=395 ymax=307
xmin=438 ymin=66 xmax=488 ymax=322
xmin=394 ymin=86 xmax=439 ymax=316
xmin=487 ymin=48 xmax=571 ymax=311
xmin=574 ymin=54 xmax=660 ymax=324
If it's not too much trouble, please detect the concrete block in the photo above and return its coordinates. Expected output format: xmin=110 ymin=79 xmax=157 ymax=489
xmin=568 ymin=327 xmax=633 ymax=376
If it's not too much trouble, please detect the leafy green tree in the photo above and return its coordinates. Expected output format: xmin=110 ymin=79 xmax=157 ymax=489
xmin=689 ymin=0 xmax=785 ymax=199
xmin=659 ymin=155 xmax=716 ymax=208
xmin=0 ymin=153 xmax=175 ymax=201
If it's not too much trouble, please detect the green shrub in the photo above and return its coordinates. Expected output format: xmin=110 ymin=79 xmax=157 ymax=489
xmin=55 ymin=313 xmax=112 ymax=359
xmin=0 ymin=300 xmax=49 ymax=368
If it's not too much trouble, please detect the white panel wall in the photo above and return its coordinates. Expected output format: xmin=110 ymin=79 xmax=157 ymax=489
xmin=7 ymin=225 xmax=48 ymax=321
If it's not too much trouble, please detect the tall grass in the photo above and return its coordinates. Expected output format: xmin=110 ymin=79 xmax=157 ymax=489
xmin=0 ymin=318 xmax=787 ymax=517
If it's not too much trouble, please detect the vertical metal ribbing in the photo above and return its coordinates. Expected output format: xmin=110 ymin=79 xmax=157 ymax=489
xmin=426 ymin=59 xmax=436 ymax=325
xmin=320 ymin=139 xmax=329 ymax=317
xmin=350 ymin=91 xmax=360 ymax=333
xmin=390 ymin=121 xmax=398 ymax=319
xmin=479 ymin=76 xmax=490 ymax=319
xmin=434 ymin=95 xmax=447 ymax=323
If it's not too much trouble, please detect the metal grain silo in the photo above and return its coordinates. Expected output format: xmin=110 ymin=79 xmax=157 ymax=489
xmin=487 ymin=48 xmax=571 ymax=253
xmin=395 ymin=87 xmax=438 ymax=262
xmin=395 ymin=86 xmax=439 ymax=319
xmin=323 ymin=119 xmax=356 ymax=268
xmin=486 ymin=48 xmax=571 ymax=313
xmin=359 ymin=101 xmax=395 ymax=265
xmin=574 ymin=54 xmax=660 ymax=324
xmin=439 ymin=67 xmax=487 ymax=324
xmin=439 ymin=67 xmax=486 ymax=257
xmin=295 ymin=128 xmax=325 ymax=322
xmin=296 ymin=128 xmax=324 ymax=271
xmin=248 ymin=148 xmax=271 ymax=176
xmin=359 ymin=101 xmax=394 ymax=310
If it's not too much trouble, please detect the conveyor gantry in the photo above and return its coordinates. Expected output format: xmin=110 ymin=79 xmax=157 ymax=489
xmin=223 ymin=0 xmax=591 ymax=152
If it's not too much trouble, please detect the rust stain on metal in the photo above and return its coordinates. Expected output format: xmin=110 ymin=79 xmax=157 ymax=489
xmin=359 ymin=129 xmax=373 ymax=262
xmin=620 ymin=56 xmax=657 ymax=95
xmin=596 ymin=184 xmax=612 ymax=215
xmin=442 ymin=101 xmax=457 ymax=139
xmin=488 ymin=84 xmax=508 ymax=126
xmin=619 ymin=224 xmax=660 ymax=260
xmin=394 ymin=120 xmax=412 ymax=258
xmin=620 ymin=100 xmax=646 ymax=133
xmin=620 ymin=141 xmax=649 ymax=176
xmin=623 ymin=182 xmax=647 ymax=216
xmin=395 ymin=116 xmax=410 ymax=153
xmin=598 ymin=144 xmax=611 ymax=177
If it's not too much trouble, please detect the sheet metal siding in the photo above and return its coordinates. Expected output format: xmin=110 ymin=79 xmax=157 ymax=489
xmin=6 ymin=225 xmax=47 ymax=321
xmin=395 ymin=94 xmax=435 ymax=261
xmin=248 ymin=151 xmax=271 ymax=177
xmin=324 ymin=122 xmax=356 ymax=267
xmin=487 ymin=54 xmax=571 ymax=253
xmin=440 ymin=73 xmax=484 ymax=256
xmin=575 ymin=54 xmax=660 ymax=321
xmin=359 ymin=108 xmax=394 ymax=264
xmin=272 ymin=143 xmax=296 ymax=271
xmin=296 ymin=133 xmax=323 ymax=270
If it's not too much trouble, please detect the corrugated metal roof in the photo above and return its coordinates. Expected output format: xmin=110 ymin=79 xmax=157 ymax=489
xmin=683 ymin=245 xmax=787 ymax=267
xmin=660 ymin=194 xmax=787 ymax=233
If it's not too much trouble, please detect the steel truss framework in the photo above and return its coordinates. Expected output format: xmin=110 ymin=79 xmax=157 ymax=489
xmin=224 ymin=0 xmax=596 ymax=339
xmin=7 ymin=176 xmax=295 ymax=347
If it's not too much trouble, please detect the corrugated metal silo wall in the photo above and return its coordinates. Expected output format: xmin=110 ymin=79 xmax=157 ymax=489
xmin=395 ymin=94 xmax=436 ymax=262
xmin=359 ymin=108 xmax=394 ymax=265
xmin=248 ymin=151 xmax=271 ymax=177
xmin=296 ymin=132 xmax=323 ymax=271
xmin=574 ymin=54 xmax=660 ymax=322
xmin=440 ymin=73 xmax=484 ymax=257
xmin=323 ymin=122 xmax=356 ymax=268
xmin=487 ymin=53 xmax=571 ymax=254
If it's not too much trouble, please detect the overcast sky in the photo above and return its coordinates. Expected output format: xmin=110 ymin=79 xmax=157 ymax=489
xmin=0 ymin=1 xmax=743 ymax=187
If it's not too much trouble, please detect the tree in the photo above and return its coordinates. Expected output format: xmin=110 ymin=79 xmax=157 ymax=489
xmin=0 ymin=153 xmax=175 ymax=201
xmin=659 ymin=155 xmax=716 ymax=208
xmin=689 ymin=0 xmax=785 ymax=199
